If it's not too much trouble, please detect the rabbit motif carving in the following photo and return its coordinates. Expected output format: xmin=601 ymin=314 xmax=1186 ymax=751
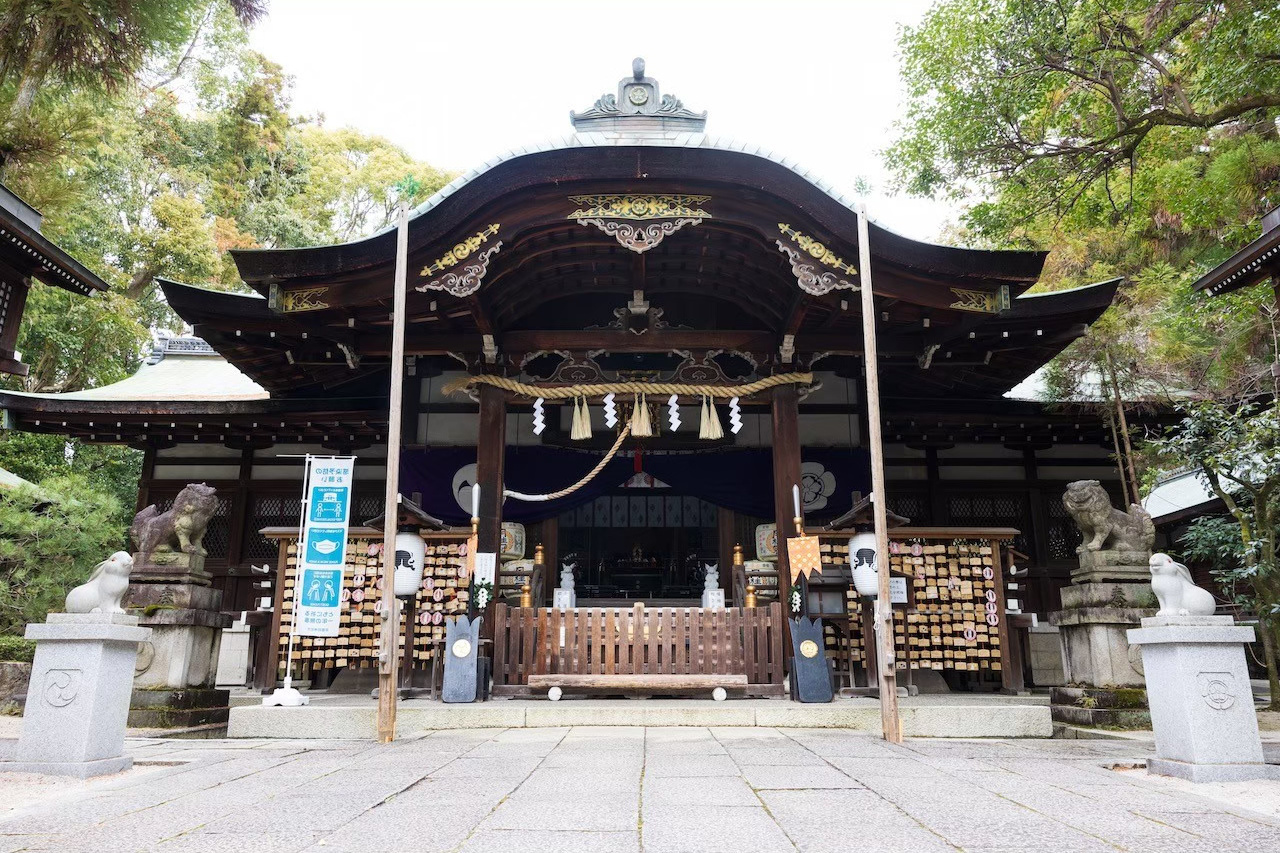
xmin=1149 ymin=553 xmax=1216 ymax=617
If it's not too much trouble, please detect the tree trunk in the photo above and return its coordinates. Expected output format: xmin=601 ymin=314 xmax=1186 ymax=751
xmin=1106 ymin=358 xmax=1142 ymax=505
xmin=1259 ymin=616 xmax=1280 ymax=713
xmin=125 ymin=266 xmax=156 ymax=300
xmin=6 ymin=23 xmax=55 ymax=129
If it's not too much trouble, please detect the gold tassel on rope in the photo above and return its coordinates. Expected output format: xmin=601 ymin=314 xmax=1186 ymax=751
xmin=699 ymin=396 xmax=712 ymax=439
xmin=704 ymin=395 xmax=724 ymax=440
xmin=570 ymin=396 xmax=592 ymax=441
xmin=579 ymin=395 xmax=592 ymax=440
xmin=631 ymin=393 xmax=653 ymax=437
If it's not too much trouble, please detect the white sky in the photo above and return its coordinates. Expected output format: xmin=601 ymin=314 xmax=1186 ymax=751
xmin=249 ymin=0 xmax=954 ymax=241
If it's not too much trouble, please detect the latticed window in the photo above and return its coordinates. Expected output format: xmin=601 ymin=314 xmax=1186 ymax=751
xmin=246 ymin=494 xmax=302 ymax=561
xmin=1047 ymin=496 xmax=1078 ymax=561
xmin=948 ymin=493 xmax=1030 ymax=556
xmin=888 ymin=493 xmax=930 ymax=525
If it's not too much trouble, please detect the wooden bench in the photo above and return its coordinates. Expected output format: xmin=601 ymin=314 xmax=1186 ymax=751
xmin=528 ymin=673 xmax=748 ymax=701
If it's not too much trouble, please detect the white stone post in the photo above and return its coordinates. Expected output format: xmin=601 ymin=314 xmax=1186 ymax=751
xmin=6 ymin=613 xmax=151 ymax=778
xmin=1127 ymin=615 xmax=1279 ymax=782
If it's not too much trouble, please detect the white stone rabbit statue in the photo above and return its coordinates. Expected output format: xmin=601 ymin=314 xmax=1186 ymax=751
xmin=65 ymin=551 xmax=134 ymax=614
xmin=1148 ymin=553 xmax=1216 ymax=617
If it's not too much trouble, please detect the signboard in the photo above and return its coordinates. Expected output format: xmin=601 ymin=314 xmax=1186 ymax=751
xmin=295 ymin=456 xmax=356 ymax=637
xmin=889 ymin=576 xmax=908 ymax=605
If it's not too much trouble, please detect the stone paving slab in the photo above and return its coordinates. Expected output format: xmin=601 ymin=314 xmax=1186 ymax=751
xmin=2 ymin=727 xmax=1280 ymax=852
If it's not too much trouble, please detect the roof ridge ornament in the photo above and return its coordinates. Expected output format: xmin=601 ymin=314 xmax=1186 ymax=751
xmin=570 ymin=57 xmax=707 ymax=133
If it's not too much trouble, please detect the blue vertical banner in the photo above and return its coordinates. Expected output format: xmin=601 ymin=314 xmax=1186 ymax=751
xmin=295 ymin=457 xmax=356 ymax=638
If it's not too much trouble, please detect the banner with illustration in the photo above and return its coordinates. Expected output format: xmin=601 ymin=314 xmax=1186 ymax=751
xmin=294 ymin=456 xmax=356 ymax=637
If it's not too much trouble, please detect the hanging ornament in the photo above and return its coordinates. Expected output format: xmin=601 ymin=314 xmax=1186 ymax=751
xmin=532 ymin=397 xmax=546 ymax=435
xmin=667 ymin=394 xmax=681 ymax=432
xmin=631 ymin=393 xmax=653 ymax=437
xmin=570 ymin=396 xmax=592 ymax=440
xmin=706 ymin=397 xmax=724 ymax=440
xmin=700 ymin=396 xmax=724 ymax=440
xmin=603 ymin=392 xmax=618 ymax=428
xmin=728 ymin=396 xmax=743 ymax=434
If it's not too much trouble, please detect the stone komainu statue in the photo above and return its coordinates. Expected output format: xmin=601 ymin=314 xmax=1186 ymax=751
xmin=129 ymin=483 xmax=218 ymax=559
xmin=1062 ymin=480 xmax=1155 ymax=554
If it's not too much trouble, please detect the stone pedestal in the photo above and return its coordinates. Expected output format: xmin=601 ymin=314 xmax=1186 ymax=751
xmin=701 ymin=589 xmax=726 ymax=609
xmin=4 ymin=614 xmax=150 ymax=778
xmin=553 ymin=589 xmax=576 ymax=610
xmin=1127 ymin=616 xmax=1279 ymax=782
xmin=125 ymin=555 xmax=232 ymax=728
xmin=1071 ymin=550 xmax=1153 ymax=584
xmin=1049 ymin=582 xmax=1153 ymax=688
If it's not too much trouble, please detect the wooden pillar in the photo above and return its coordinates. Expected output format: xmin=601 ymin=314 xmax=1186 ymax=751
xmin=540 ymin=517 xmax=559 ymax=604
xmin=0 ymin=274 xmax=30 ymax=374
xmin=771 ymin=384 xmax=802 ymax=582
xmin=476 ymin=383 xmax=506 ymax=555
xmin=717 ymin=507 xmax=735 ymax=597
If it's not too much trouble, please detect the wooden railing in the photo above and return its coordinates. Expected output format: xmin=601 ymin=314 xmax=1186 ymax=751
xmin=491 ymin=603 xmax=786 ymax=696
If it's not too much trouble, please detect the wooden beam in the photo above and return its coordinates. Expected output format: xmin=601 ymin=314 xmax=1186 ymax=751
xmin=476 ymin=383 xmax=506 ymax=555
xmin=377 ymin=202 xmax=410 ymax=743
xmin=857 ymin=205 xmax=902 ymax=743
xmin=771 ymin=384 xmax=802 ymax=586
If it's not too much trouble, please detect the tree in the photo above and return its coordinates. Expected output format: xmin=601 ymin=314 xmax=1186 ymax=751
xmin=890 ymin=0 xmax=1280 ymax=492
xmin=0 ymin=0 xmax=265 ymax=173
xmin=0 ymin=474 xmax=126 ymax=634
xmin=1145 ymin=401 xmax=1280 ymax=710
xmin=889 ymin=0 xmax=1280 ymax=217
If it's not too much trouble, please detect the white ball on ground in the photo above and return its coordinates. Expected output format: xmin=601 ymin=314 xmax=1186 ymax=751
xmin=547 ymin=686 xmax=562 ymax=702
xmin=712 ymin=687 xmax=727 ymax=702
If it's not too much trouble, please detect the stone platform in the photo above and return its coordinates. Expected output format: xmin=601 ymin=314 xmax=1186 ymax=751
xmin=228 ymin=694 xmax=1052 ymax=739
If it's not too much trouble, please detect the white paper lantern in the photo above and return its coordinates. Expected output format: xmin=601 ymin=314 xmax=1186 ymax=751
xmin=393 ymin=530 xmax=427 ymax=597
xmin=848 ymin=532 xmax=879 ymax=598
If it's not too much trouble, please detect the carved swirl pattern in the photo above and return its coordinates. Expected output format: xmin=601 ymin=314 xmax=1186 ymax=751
xmin=578 ymin=218 xmax=701 ymax=254
xmin=568 ymin=194 xmax=710 ymax=220
xmin=279 ymin=286 xmax=330 ymax=313
xmin=775 ymin=241 xmax=859 ymax=296
xmin=415 ymin=243 xmax=503 ymax=297
xmin=43 ymin=668 xmax=81 ymax=707
xmin=949 ymin=287 xmax=999 ymax=313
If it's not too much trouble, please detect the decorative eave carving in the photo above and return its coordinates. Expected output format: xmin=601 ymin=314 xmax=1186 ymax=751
xmin=776 ymin=241 xmax=859 ymax=296
xmin=949 ymin=285 xmax=1011 ymax=314
xmin=577 ymin=217 xmax=701 ymax=253
xmin=278 ymin=285 xmax=329 ymax=313
xmin=415 ymin=242 xmax=503 ymax=297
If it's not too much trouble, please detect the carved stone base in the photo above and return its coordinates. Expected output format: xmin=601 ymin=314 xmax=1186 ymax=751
xmin=1071 ymin=550 xmax=1152 ymax=584
xmin=128 ymin=687 xmax=230 ymax=729
xmin=1049 ymin=583 xmax=1154 ymax=689
xmin=126 ymin=582 xmax=231 ymax=692
xmin=130 ymin=550 xmax=211 ymax=587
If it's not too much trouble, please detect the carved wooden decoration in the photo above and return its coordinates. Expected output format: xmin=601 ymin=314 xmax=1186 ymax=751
xmin=776 ymin=241 xmax=858 ymax=296
xmin=416 ymin=243 xmax=503 ymax=298
xmin=576 ymin=217 xmax=701 ymax=253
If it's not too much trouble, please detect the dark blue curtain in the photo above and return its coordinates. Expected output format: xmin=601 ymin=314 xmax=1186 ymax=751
xmin=400 ymin=446 xmax=869 ymax=526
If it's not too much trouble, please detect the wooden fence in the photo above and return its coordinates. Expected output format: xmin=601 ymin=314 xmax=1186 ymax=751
xmin=491 ymin=602 xmax=786 ymax=696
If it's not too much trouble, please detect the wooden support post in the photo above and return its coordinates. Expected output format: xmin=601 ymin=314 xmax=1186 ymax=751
xmin=476 ymin=384 xmax=507 ymax=555
xmin=856 ymin=205 xmax=903 ymax=743
xmin=771 ymin=384 xmax=803 ymax=585
xmin=376 ymin=201 xmax=410 ymax=743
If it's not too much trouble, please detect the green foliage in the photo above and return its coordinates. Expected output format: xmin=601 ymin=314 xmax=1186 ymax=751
xmin=0 ymin=634 xmax=34 ymax=663
xmin=0 ymin=433 xmax=141 ymax=531
xmin=0 ymin=474 xmax=127 ymax=634
xmin=1146 ymin=401 xmax=1280 ymax=706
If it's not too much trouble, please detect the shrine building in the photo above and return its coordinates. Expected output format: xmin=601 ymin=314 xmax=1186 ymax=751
xmin=0 ymin=62 xmax=1126 ymax=695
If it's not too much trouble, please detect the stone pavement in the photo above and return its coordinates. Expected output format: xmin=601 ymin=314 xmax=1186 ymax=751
xmin=1 ymin=728 xmax=1279 ymax=853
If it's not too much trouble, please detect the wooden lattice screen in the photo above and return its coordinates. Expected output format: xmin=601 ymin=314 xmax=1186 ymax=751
xmin=491 ymin=602 xmax=786 ymax=697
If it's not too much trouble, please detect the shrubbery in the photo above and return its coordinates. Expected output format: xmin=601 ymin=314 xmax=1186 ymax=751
xmin=0 ymin=474 xmax=127 ymax=635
